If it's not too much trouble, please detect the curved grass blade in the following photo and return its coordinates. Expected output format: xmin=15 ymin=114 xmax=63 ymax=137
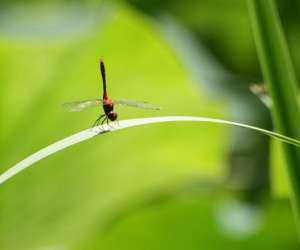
xmin=1 ymin=115 xmax=300 ymax=185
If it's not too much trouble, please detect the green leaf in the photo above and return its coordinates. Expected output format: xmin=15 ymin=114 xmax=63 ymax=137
xmin=248 ymin=0 xmax=300 ymax=234
xmin=1 ymin=115 xmax=300 ymax=185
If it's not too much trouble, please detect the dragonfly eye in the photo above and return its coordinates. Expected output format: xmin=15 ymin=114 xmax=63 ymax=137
xmin=108 ymin=111 xmax=117 ymax=121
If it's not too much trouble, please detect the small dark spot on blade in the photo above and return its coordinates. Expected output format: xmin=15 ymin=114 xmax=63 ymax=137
xmin=153 ymin=106 xmax=162 ymax=110
xmin=97 ymin=129 xmax=111 ymax=135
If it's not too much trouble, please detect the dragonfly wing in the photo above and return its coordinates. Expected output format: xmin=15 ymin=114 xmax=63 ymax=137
xmin=112 ymin=99 xmax=161 ymax=110
xmin=62 ymin=99 xmax=102 ymax=112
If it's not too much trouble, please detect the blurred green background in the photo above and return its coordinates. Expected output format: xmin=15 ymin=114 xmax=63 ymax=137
xmin=0 ymin=0 xmax=299 ymax=249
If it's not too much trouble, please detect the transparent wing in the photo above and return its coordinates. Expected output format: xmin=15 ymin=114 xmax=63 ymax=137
xmin=112 ymin=99 xmax=161 ymax=110
xmin=62 ymin=99 xmax=102 ymax=112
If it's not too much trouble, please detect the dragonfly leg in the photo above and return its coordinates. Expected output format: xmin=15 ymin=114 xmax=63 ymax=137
xmin=101 ymin=116 xmax=108 ymax=125
xmin=106 ymin=117 xmax=112 ymax=129
xmin=107 ymin=118 xmax=115 ymax=129
xmin=92 ymin=114 xmax=105 ymax=127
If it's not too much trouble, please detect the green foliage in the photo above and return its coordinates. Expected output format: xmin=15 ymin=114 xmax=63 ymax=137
xmin=0 ymin=5 xmax=226 ymax=249
xmin=248 ymin=0 xmax=300 ymax=233
xmin=1 ymin=1 xmax=300 ymax=249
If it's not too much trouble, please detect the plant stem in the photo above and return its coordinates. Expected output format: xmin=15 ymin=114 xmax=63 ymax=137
xmin=248 ymin=0 xmax=300 ymax=233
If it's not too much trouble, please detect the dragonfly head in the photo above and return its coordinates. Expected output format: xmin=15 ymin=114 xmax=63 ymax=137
xmin=108 ymin=111 xmax=118 ymax=121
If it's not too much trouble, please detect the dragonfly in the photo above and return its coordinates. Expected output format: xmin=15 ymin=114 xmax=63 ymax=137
xmin=249 ymin=83 xmax=272 ymax=108
xmin=63 ymin=60 xmax=160 ymax=127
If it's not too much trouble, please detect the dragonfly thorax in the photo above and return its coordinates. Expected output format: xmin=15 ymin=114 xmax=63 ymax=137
xmin=103 ymin=100 xmax=117 ymax=121
xmin=103 ymin=101 xmax=114 ymax=113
